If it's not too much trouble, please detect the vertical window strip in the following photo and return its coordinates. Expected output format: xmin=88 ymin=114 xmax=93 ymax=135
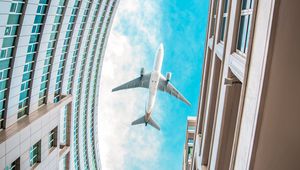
xmin=72 ymin=1 xmax=105 ymax=169
xmin=53 ymin=0 xmax=80 ymax=103
xmin=17 ymin=0 xmax=48 ymax=119
xmin=0 ymin=0 xmax=25 ymax=128
xmin=66 ymin=0 xmax=93 ymax=163
xmin=82 ymin=7 xmax=101 ymax=166
xmin=82 ymin=3 xmax=101 ymax=169
xmin=66 ymin=1 xmax=92 ymax=94
xmin=88 ymin=2 xmax=117 ymax=168
xmin=38 ymin=0 xmax=66 ymax=106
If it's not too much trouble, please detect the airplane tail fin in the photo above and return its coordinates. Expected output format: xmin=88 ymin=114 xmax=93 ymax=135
xmin=131 ymin=116 xmax=160 ymax=131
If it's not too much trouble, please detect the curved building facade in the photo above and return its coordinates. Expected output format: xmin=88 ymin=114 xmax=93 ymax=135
xmin=0 ymin=0 xmax=119 ymax=169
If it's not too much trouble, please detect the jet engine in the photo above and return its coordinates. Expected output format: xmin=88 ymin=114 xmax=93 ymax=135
xmin=166 ymin=72 xmax=172 ymax=82
xmin=140 ymin=67 xmax=144 ymax=77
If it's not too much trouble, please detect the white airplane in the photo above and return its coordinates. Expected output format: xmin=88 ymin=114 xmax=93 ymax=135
xmin=112 ymin=43 xmax=191 ymax=131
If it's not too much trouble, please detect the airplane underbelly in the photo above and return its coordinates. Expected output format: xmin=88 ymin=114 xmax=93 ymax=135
xmin=147 ymin=73 xmax=159 ymax=113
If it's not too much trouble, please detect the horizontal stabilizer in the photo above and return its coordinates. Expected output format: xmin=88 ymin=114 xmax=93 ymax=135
xmin=131 ymin=116 xmax=145 ymax=125
xmin=148 ymin=117 xmax=160 ymax=131
xmin=131 ymin=116 xmax=160 ymax=131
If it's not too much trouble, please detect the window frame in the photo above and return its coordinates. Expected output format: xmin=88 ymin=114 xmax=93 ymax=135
xmin=210 ymin=0 xmax=219 ymax=37
xmin=29 ymin=141 xmax=41 ymax=167
xmin=5 ymin=157 xmax=20 ymax=170
xmin=235 ymin=0 xmax=254 ymax=55
xmin=219 ymin=0 xmax=230 ymax=43
xmin=48 ymin=127 xmax=58 ymax=149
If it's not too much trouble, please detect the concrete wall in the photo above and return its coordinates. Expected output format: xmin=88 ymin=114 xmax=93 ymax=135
xmin=252 ymin=0 xmax=300 ymax=169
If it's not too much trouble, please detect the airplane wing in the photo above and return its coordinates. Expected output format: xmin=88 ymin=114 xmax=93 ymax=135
xmin=158 ymin=76 xmax=191 ymax=106
xmin=112 ymin=73 xmax=151 ymax=92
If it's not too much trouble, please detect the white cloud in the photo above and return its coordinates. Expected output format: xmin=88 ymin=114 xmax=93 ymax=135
xmin=98 ymin=0 xmax=163 ymax=169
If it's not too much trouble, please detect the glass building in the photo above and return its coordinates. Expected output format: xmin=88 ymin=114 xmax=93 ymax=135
xmin=0 ymin=0 xmax=119 ymax=169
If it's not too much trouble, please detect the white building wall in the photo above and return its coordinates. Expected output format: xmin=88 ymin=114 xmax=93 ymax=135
xmin=0 ymin=0 xmax=119 ymax=169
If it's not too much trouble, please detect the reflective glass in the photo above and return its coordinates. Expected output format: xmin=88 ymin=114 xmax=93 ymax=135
xmin=10 ymin=3 xmax=17 ymax=12
xmin=237 ymin=15 xmax=251 ymax=53
xmin=2 ymin=37 xmax=15 ymax=48
xmin=34 ymin=15 xmax=43 ymax=24
xmin=7 ymin=14 xmax=19 ymax=24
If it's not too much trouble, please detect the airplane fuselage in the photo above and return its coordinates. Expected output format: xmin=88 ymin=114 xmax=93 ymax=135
xmin=112 ymin=43 xmax=191 ymax=130
xmin=145 ymin=44 xmax=164 ymax=121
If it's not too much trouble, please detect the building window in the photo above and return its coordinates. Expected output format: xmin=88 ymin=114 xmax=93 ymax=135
xmin=30 ymin=141 xmax=41 ymax=166
xmin=59 ymin=155 xmax=68 ymax=170
xmin=188 ymin=138 xmax=194 ymax=145
xmin=236 ymin=0 xmax=254 ymax=54
xmin=60 ymin=106 xmax=68 ymax=145
xmin=220 ymin=0 xmax=229 ymax=42
xmin=210 ymin=0 xmax=219 ymax=36
xmin=187 ymin=146 xmax=193 ymax=160
xmin=49 ymin=127 xmax=57 ymax=149
xmin=5 ymin=158 xmax=20 ymax=170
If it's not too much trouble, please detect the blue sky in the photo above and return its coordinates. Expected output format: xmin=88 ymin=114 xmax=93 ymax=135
xmin=99 ymin=0 xmax=209 ymax=169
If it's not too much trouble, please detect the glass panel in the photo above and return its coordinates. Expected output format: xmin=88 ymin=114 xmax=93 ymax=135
xmin=26 ymin=53 xmax=34 ymax=62
xmin=244 ymin=16 xmax=252 ymax=53
xmin=11 ymin=26 xmax=18 ymax=35
xmin=220 ymin=17 xmax=226 ymax=41
xmin=40 ymin=82 xmax=47 ymax=89
xmin=54 ymin=16 xmax=60 ymax=23
xmin=237 ymin=15 xmax=250 ymax=53
xmin=0 ymin=81 xmax=7 ymax=91
xmin=224 ymin=0 xmax=229 ymax=13
xmin=39 ymin=0 xmax=48 ymax=4
xmin=58 ymin=0 xmax=64 ymax=6
xmin=10 ymin=3 xmax=17 ymax=12
xmin=0 ymin=100 xmax=5 ymax=111
xmin=37 ymin=5 xmax=42 ymax=13
xmin=0 ymin=50 xmax=6 ymax=59
xmin=242 ymin=0 xmax=253 ymax=10
xmin=0 ymin=91 xmax=4 ymax=101
xmin=0 ymin=60 xmax=10 ymax=70
xmin=40 ymin=5 xmax=46 ymax=14
xmin=5 ymin=27 xmax=11 ymax=36
xmin=16 ymin=3 xmax=23 ymax=13
xmin=17 ymin=109 xmax=26 ymax=118
xmin=29 ymin=34 xmax=39 ymax=43
xmin=31 ymin=25 xmax=40 ymax=33
xmin=57 ymin=7 xmax=63 ymax=14
xmin=34 ymin=15 xmax=43 ymax=24
xmin=2 ymin=37 xmax=15 ymax=48
xmin=7 ymin=14 xmax=20 ymax=24
xmin=22 ymin=72 xmax=31 ymax=81
xmin=19 ymin=90 xmax=28 ymax=100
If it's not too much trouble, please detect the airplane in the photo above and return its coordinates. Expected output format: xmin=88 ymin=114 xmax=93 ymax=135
xmin=112 ymin=43 xmax=191 ymax=131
